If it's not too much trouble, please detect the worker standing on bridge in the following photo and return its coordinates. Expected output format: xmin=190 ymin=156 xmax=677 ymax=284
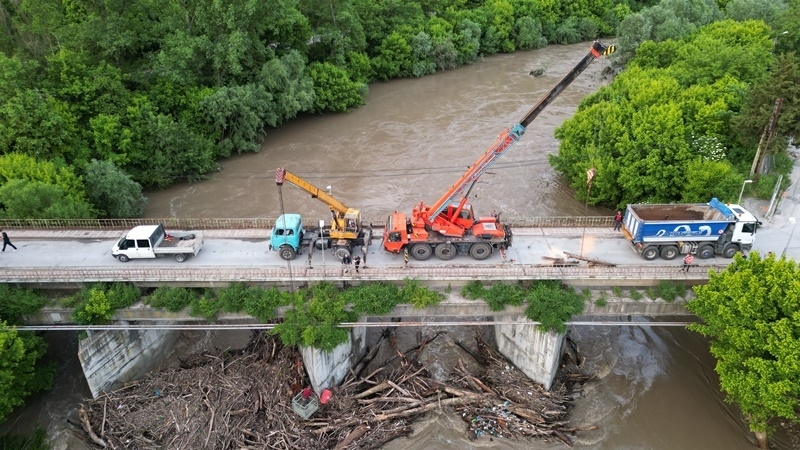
xmin=613 ymin=211 xmax=623 ymax=232
xmin=353 ymin=255 xmax=361 ymax=273
xmin=342 ymin=253 xmax=351 ymax=274
xmin=1 ymin=229 xmax=17 ymax=252
xmin=681 ymin=253 xmax=694 ymax=273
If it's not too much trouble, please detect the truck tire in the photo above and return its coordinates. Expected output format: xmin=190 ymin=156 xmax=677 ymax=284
xmin=434 ymin=243 xmax=456 ymax=260
xmin=174 ymin=254 xmax=187 ymax=263
xmin=470 ymin=242 xmax=492 ymax=260
xmin=279 ymin=246 xmax=297 ymax=261
xmin=334 ymin=247 xmax=351 ymax=261
xmin=697 ymin=245 xmax=715 ymax=259
xmin=410 ymin=244 xmax=433 ymax=260
xmin=117 ymin=254 xmax=130 ymax=263
xmin=722 ymin=243 xmax=739 ymax=258
xmin=660 ymin=246 xmax=679 ymax=260
xmin=642 ymin=246 xmax=659 ymax=261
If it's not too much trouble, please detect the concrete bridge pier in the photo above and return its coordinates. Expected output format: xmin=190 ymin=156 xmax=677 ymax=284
xmin=494 ymin=316 xmax=564 ymax=390
xmin=78 ymin=323 xmax=181 ymax=398
xmin=301 ymin=326 xmax=367 ymax=393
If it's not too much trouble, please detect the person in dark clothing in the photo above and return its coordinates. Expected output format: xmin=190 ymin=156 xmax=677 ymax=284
xmin=613 ymin=211 xmax=623 ymax=231
xmin=353 ymin=255 xmax=361 ymax=273
xmin=1 ymin=229 xmax=17 ymax=251
xmin=342 ymin=253 xmax=351 ymax=273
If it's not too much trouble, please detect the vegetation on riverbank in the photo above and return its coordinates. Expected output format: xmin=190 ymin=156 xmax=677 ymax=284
xmin=1 ymin=1 xmax=797 ymax=219
xmin=688 ymin=252 xmax=800 ymax=449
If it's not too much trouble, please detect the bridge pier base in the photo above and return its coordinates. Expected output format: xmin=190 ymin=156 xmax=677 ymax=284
xmin=301 ymin=325 xmax=366 ymax=393
xmin=494 ymin=316 xmax=564 ymax=389
xmin=78 ymin=324 xmax=180 ymax=398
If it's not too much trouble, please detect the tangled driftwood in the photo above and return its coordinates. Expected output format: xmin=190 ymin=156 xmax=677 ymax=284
xmin=79 ymin=329 xmax=595 ymax=449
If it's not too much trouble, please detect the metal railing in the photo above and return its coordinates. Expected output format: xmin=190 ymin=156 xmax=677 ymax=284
xmin=0 ymin=216 xmax=614 ymax=230
xmin=1 ymin=264 xmax=722 ymax=283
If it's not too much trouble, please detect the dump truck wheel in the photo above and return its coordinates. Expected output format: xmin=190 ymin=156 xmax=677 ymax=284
xmin=660 ymin=246 xmax=678 ymax=260
xmin=722 ymin=244 xmax=739 ymax=258
xmin=697 ymin=245 xmax=714 ymax=259
xmin=642 ymin=246 xmax=659 ymax=261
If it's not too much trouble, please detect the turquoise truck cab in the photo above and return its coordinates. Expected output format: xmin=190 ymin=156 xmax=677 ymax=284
xmin=270 ymin=214 xmax=305 ymax=260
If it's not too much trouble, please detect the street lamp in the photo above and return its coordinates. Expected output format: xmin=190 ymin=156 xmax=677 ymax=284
xmin=738 ymin=180 xmax=753 ymax=205
xmin=319 ymin=219 xmax=325 ymax=274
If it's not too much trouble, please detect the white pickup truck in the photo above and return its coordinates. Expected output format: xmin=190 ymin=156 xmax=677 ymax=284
xmin=111 ymin=224 xmax=204 ymax=262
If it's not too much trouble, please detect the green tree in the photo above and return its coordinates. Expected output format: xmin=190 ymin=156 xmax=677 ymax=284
xmin=724 ymin=0 xmax=788 ymax=24
xmin=0 ymin=179 xmax=95 ymax=219
xmin=0 ymin=324 xmax=54 ymax=423
xmin=82 ymin=159 xmax=147 ymax=218
xmin=0 ymin=153 xmax=86 ymax=201
xmin=687 ymin=253 xmax=800 ymax=449
xmin=307 ymin=62 xmax=367 ymax=112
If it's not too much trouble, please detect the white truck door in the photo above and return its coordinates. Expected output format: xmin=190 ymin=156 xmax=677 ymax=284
xmin=136 ymin=238 xmax=156 ymax=259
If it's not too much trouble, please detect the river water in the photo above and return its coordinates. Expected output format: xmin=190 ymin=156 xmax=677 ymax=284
xmin=2 ymin=43 xmax=793 ymax=449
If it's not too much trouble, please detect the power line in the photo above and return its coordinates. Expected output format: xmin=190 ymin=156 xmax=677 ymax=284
xmin=15 ymin=321 xmax=698 ymax=331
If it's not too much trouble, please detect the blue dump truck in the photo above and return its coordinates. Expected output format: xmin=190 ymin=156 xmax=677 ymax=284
xmin=269 ymin=214 xmax=323 ymax=261
xmin=622 ymin=198 xmax=760 ymax=260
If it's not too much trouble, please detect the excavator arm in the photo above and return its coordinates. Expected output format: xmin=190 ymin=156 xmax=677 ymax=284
xmin=422 ymin=41 xmax=615 ymax=230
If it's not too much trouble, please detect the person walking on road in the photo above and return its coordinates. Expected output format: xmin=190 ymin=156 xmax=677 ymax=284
xmin=613 ymin=210 xmax=623 ymax=232
xmin=353 ymin=255 xmax=361 ymax=273
xmin=1 ymin=229 xmax=17 ymax=251
xmin=681 ymin=253 xmax=694 ymax=272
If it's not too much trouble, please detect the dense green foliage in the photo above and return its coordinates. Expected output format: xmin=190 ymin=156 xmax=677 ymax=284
xmin=0 ymin=285 xmax=47 ymax=324
xmin=0 ymin=324 xmax=54 ymax=423
xmin=551 ymin=18 xmax=800 ymax=208
xmin=688 ymin=253 xmax=800 ymax=439
xmin=68 ymin=283 xmax=141 ymax=324
xmin=462 ymin=280 xmax=584 ymax=331
xmin=0 ymin=0 xmax=642 ymax=218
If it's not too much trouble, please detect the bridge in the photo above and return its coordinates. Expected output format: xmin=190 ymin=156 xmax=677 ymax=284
xmin=2 ymin=216 xmax=796 ymax=399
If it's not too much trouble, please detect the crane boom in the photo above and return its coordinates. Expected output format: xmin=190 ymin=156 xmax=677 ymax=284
xmin=424 ymin=41 xmax=614 ymax=226
xmin=276 ymin=168 xmax=349 ymax=215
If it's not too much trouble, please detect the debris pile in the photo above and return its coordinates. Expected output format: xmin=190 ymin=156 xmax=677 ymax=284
xmin=79 ymin=330 xmax=595 ymax=449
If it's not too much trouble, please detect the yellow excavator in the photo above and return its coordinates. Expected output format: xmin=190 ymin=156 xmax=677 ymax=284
xmin=274 ymin=168 xmax=371 ymax=261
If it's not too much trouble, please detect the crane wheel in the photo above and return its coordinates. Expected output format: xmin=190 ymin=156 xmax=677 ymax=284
xmin=410 ymin=244 xmax=433 ymax=260
xmin=434 ymin=243 xmax=456 ymax=260
xmin=470 ymin=243 xmax=492 ymax=260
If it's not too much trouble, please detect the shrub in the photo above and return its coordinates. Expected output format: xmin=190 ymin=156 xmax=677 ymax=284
xmin=106 ymin=283 xmax=141 ymax=309
xmin=629 ymin=289 xmax=644 ymax=301
xmin=612 ymin=286 xmax=623 ymax=297
xmin=525 ymin=281 xmax=585 ymax=333
xmin=483 ymin=282 xmax=526 ymax=311
xmin=0 ymin=285 xmax=47 ymax=324
xmin=189 ymin=294 xmax=219 ymax=320
xmin=401 ymin=279 xmax=444 ymax=308
xmin=595 ymin=297 xmax=608 ymax=307
xmin=461 ymin=280 xmax=486 ymax=299
xmin=73 ymin=289 xmax=113 ymax=324
xmin=146 ymin=287 xmax=199 ymax=312
xmin=344 ymin=283 xmax=401 ymax=315
xmin=655 ymin=281 xmax=684 ymax=303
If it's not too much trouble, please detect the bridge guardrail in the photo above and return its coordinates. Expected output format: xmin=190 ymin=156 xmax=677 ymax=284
xmin=0 ymin=216 xmax=615 ymax=230
xmin=1 ymin=264 xmax=723 ymax=284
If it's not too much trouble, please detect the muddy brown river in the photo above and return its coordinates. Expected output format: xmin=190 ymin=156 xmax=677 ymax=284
xmin=2 ymin=43 xmax=793 ymax=449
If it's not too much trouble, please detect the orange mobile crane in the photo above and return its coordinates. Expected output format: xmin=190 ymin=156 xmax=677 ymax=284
xmin=383 ymin=41 xmax=615 ymax=261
